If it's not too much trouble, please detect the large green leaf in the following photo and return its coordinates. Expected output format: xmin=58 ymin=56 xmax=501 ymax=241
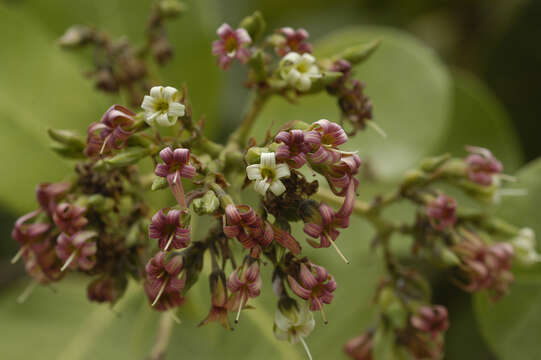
xmin=474 ymin=158 xmax=541 ymax=359
xmin=253 ymin=26 xmax=452 ymax=179
xmin=438 ymin=70 xmax=523 ymax=172
xmin=0 ymin=0 xmax=223 ymax=213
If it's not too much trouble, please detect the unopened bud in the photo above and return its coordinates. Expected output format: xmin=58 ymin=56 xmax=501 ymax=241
xmin=248 ymin=49 xmax=267 ymax=83
xmin=420 ymin=153 xmax=451 ymax=172
xmin=402 ymin=169 xmax=427 ymax=188
xmin=157 ymin=0 xmax=186 ymax=18
xmin=48 ymin=129 xmax=86 ymax=151
xmin=103 ymin=147 xmax=150 ymax=168
xmin=151 ymin=177 xmax=169 ymax=191
xmin=304 ymin=71 xmax=344 ymax=94
xmin=332 ymin=39 xmax=381 ymax=66
xmin=245 ymin=146 xmax=269 ymax=165
xmin=193 ymin=191 xmax=220 ymax=215
xmin=239 ymin=11 xmax=266 ymax=42
xmin=50 ymin=144 xmax=86 ymax=159
xmin=58 ymin=25 xmax=93 ymax=48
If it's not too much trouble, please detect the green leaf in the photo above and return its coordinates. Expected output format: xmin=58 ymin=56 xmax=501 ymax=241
xmin=437 ymin=70 xmax=523 ymax=172
xmin=474 ymin=158 xmax=541 ymax=359
xmin=253 ymin=26 xmax=452 ymax=179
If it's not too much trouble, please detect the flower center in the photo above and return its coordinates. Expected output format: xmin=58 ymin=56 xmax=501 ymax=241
xmin=297 ymin=61 xmax=310 ymax=74
xmin=155 ymin=100 xmax=169 ymax=113
xmin=225 ymin=36 xmax=238 ymax=55
xmin=260 ymin=167 xmax=276 ymax=181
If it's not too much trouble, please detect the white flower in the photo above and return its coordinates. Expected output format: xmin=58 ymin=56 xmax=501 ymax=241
xmin=279 ymin=52 xmax=321 ymax=92
xmin=141 ymin=86 xmax=185 ymax=127
xmin=512 ymin=228 xmax=541 ymax=266
xmin=246 ymin=152 xmax=290 ymax=196
xmin=274 ymin=302 xmax=315 ymax=360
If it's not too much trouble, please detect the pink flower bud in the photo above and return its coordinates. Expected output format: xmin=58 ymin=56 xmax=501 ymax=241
xmin=53 ymin=203 xmax=88 ymax=235
xmin=426 ymin=195 xmax=457 ymax=230
xmin=465 ymin=146 xmax=503 ymax=186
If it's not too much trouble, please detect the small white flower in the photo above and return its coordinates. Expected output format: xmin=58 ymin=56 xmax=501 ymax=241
xmin=141 ymin=86 xmax=185 ymax=127
xmin=246 ymin=152 xmax=290 ymax=196
xmin=512 ymin=228 xmax=541 ymax=266
xmin=279 ymin=52 xmax=321 ymax=92
xmin=274 ymin=303 xmax=315 ymax=360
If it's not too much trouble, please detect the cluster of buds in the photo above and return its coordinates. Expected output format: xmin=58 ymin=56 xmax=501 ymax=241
xmin=58 ymin=0 xmax=185 ymax=105
xmin=11 ymin=7 xmax=532 ymax=360
xmin=453 ymin=231 xmax=514 ymax=300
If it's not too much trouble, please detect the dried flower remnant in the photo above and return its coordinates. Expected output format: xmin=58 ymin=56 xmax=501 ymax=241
xmin=410 ymin=305 xmax=449 ymax=339
xmin=52 ymin=203 xmax=88 ymax=235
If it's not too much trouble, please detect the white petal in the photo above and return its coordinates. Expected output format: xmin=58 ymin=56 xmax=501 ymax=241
xmin=163 ymin=86 xmax=178 ymax=101
xmin=301 ymin=53 xmax=316 ymax=64
xmin=141 ymin=96 xmax=156 ymax=112
xmin=307 ymin=65 xmax=322 ymax=78
xmin=274 ymin=309 xmax=292 ymax=331
xmin=269 ymin=180 xmax=286 ymax=196
xmin=150 ymin=86 xmax=163 ymax=99
xmin=297 ymin=76 xmax=312 ymax=92
xmin=282 ymin=52 xmax=301 ymax=64
xmin=254 ymin=180 xmax=270 ymax=195
xmin=285 ymin=69 xmax=301 ymax=84
xmin=156 ymin=112 xmax=174 ymax=127
xmin=274 ymin=328 xmax=290 ymax=342
xmin=275 ymin=164 xmax=290 ymax=179
xmin=297 ymin=319 xmax=315 ymax=338
xmin=246 ymin=164 xmax=262 ymax=180
xmin=168 ymin=102 xmax=185 ymax=117
xmin=260 ymin=152 xmax=276 ymax=169
xmin=145 ymin=111 xmax=159 ymax=125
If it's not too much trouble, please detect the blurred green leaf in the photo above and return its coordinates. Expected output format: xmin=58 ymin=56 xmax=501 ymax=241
xmin=474 ymin=158 xmax=541 ymax=359
xmin=438 ymin=70 xmax=523 ymax=171
xmin=253 ymin=26 xmax=452 ymax=179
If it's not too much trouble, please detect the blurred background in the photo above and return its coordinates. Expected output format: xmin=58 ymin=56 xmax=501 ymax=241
xmin=1 ymin=0 xmax=540 ymax=359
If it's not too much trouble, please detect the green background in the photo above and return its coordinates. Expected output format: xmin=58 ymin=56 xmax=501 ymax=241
xmin=0 ymin=0 xmax=540 ymax=359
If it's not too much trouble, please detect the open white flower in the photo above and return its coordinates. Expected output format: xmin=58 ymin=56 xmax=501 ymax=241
xmin=279 ymin=52 xmax=321 ymax=92
xmin=141 ymin=86 xmax=185 ymax=127
xmin=246 ymin=152 xmax=290 ymax=196
xmin=512 ymin=228 xmax=541 ymax=266
xmin=274 ymin=302 xmax=315 ymax=359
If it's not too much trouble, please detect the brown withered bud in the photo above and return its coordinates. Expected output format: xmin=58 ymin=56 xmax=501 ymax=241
xmin=263 ymin=169 xmax=318 ymax=222
xmin=151 ymin=34 xmax=174 ymax=65
xmin=95 ymin=68 xmax=119 ymax=93
xmin=344 ymin=331 xmax=374 ymax=360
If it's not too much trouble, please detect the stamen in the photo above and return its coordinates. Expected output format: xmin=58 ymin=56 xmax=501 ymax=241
xmin=170 ymin=311 xmax=182 ymax=324
xmin=173 ymin=171 xmax=179 ymax=185
xmin=497 ymin=189 xmax=528 ymax=197
xmin=299 ymin=337 xmax=313 ymax=360
xmin=319 ymin=302 xmax=328 ymax=325
xmin=61 ymin=251 xmax=78 ymax=272
xmin=11 ymin=245 xmax=28 ymax=264
xmin=325 ymin=233 xmax=350 ymax=264
xmin=366 ymin=120 xmax=387 ymax=139
xmin=499 ymin=174 xmax=517 ymax=183
xmin=164 ymin=233 xmax=175 ymax=252
xmin=235 ymin=293 xmax=245 ymax=324
xmin=17 ymin=281 xmax=38 ymax=304
xmin=152 ymin=280 xmax=168 ymax=307
xmin=100 ymin=133 xmax=113 ymax=155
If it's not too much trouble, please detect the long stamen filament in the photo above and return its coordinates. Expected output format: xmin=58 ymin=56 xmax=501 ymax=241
xmin=325 ymin=233 xmax=350 ymax=264
xmin=11 ymin=245 xmax=28 ymax=264
xmin=152 ymin=280 xmax=168 ymax=307
xmin=164 ymin=233 xmax=175 ymax=252
xmin=61 ymin=251 xmax=78 ymax=272
xmin=17 ymin=281 xmax=38 ymax=304
xmin=235 ymin=293 xmax=245 ymax=324
xmin=366 ymin=120 xmax=387 ymax=139
xmin=100 ymin=133 xmax=113 ymax=155
xmin=299 ymin=337 xmax=313 ymax=360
